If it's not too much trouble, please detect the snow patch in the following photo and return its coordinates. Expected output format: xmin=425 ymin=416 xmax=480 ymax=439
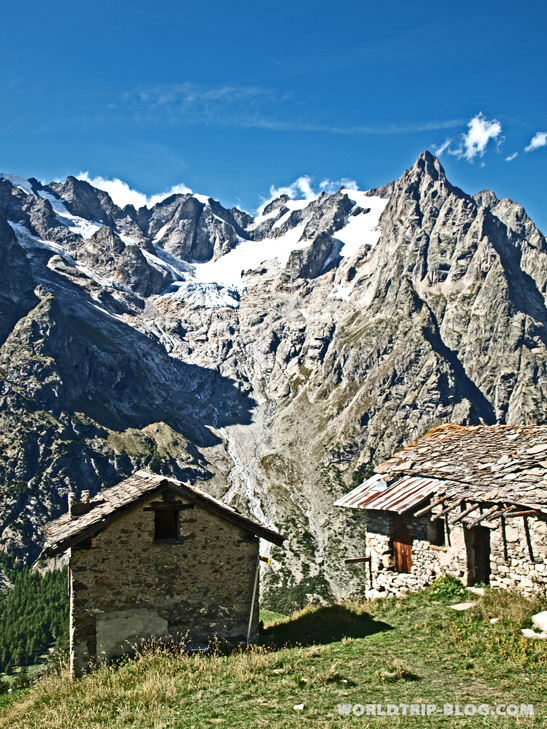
xmin=334 ymin=192 xmax=387 ymax=257
xmin=10 ymin=221 xmax=135 ymax=294
xmin=192 ymin=193 xmax=211 ymax=205
xmin=191 ymin=224 xmax=307 ymax=286
xmin=271 ymin=198 xmax=312 ymax=230
xmin=38 ymin=191 xmax=102 ymax=239
xmin=163 ymin=281 xmax=240 ymax=309
xmin=328 ymin=284 xmax=352 ymax=301
xmin=9 ymin=221 xmax=69 ymax=258
xmin=0 ymin=173 xmax=36 ymax=197
xmin=142 ymin=249 xmax=192 ymax=280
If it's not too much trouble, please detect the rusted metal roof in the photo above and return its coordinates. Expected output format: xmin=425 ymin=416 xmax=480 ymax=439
xmin=334 ymin=474 xmax=447 ymax=514
xmin=43 ymin=470 xmax=285 ymax=556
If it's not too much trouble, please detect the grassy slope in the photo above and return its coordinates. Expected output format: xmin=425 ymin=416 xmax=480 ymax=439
xmin=1 ymin=585 xmax=547 ymax=728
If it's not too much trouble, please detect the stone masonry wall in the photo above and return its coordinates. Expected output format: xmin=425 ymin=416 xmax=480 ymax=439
xmin=489 ymin=516 xmax=547 ymax=593
xmin=364 ymin=509 xmax=547 ymax=598
xmin=69 ymin=494 xmax=259 ymax=675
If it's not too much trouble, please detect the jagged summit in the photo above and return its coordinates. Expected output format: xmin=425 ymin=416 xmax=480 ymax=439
xmin=0 ymin=153 xmax=546 ymax=602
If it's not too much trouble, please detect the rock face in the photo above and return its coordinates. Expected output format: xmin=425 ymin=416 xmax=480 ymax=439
xmin=0 ymin=153 xmax=546 ymax=604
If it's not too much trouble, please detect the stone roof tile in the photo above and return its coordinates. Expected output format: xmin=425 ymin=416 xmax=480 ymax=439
xmin=375 ymin=424 xmax=547 ymax=510
xmin=44 ymin=470 xmax=284 ymax=555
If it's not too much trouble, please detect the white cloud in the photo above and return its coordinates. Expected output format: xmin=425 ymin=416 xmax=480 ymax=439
xmin=257 ymin=175 xmax=361 ymax=215
xmin=259 ymin=175 xmax=361 ymax=214
xmin=449 ymin=113 xmax=502 ymax=162
xmin=505 ymin=152 xmax=518 ymax=162
xmin=76 ymin=173 xmax=192 ymax=208
xmin=525 ymin=132 xmax=547 ymax=152
xmin=268 ymin=175 xmax=317 ymax=202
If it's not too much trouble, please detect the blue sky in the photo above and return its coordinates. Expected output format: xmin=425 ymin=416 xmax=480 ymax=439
xmin=1 ymin=0 xmax=546 ymax=230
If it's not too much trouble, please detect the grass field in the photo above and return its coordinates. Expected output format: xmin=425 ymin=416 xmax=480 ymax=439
xmin=1 ymin=579 xmax=547 ymax=728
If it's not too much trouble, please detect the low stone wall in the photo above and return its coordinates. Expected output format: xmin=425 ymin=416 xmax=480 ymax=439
xmin=69 ymin=493 xmax=259 ymax=675
xmin=364 ymin=509 xmax=547 ymax=598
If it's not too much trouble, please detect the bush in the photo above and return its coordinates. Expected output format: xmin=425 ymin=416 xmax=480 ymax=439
xmin=430 ymin=575 xmax=466 ymax=601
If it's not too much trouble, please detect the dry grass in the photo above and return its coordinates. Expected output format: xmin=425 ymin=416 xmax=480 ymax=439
xmin=1 ymin=589 xmax=547 ymax=728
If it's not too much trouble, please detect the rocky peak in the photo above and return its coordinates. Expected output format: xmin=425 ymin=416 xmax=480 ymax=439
xmin=473 ymin=189 xmax=499 ymax=210
xmin=262 ymin=194 xmax=290 ymax=216
xmin=0 ymin=217 xmax=37 ymax=344
xmin=76 ymin=226 xmax=171 ymax=296
xmin=47 ymin=177 xmax=119 ymax=225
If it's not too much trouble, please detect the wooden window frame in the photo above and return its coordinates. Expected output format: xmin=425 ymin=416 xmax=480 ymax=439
xmin=143 ymin=500 xmax=194 ymax=544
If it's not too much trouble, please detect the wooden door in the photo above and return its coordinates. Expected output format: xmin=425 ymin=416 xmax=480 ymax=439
xmin=393 ymin=515 xmax=413 ymax=573
xmin=465 ymin=526 xmax=491 ymax=585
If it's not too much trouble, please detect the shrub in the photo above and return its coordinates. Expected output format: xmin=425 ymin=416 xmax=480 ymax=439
xmin=429 ymin=574 xmax=466 ymax=601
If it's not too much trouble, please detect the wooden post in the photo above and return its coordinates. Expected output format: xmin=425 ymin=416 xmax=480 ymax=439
xmin=246 ymin=552 xmax=261 ymax=644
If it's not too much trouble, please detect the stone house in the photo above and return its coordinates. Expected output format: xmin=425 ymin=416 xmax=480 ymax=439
xmin=43 ymin=471 xmax=284 ymax=676
xmin=335 ymin=424 xmax=547 ymax=598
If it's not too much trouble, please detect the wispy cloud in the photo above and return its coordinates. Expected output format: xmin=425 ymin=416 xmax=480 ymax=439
xmin=431 ymin=138 xmax=453 ymax=156
xmin=120 ymin=82 xmax=462 ymax=136
xmin=77 ymin=172 xmax=192 ymax=208
xmin=505 ymin=152 xmax=518 ymax=162
xmin=525 ymin=132 xmax=547 ymax=152
xmin=319 ymin=177 xmax=358 ymax=193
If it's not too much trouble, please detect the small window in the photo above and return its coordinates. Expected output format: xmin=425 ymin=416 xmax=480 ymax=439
xmin=429 ymin=518 xmax=446 ymax=547
xmin=154 ymin=510 xmax=179 ymax=542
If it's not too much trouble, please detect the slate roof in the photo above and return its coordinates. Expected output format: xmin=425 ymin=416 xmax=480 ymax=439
xmin=372 ymin=424 xmax=547 ymax=514
xmin=44 ymin=470 xmax=285 ymax=556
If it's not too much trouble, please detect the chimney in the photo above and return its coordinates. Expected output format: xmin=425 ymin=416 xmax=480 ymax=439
xmin=70 ymin=491 xmax=92 ymax=517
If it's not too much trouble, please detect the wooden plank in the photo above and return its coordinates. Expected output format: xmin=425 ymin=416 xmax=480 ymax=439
xmin=452 ymin=503 xmax=480 ymax=523
xmin=344 ymin=556 xmax=371 ymax=563
xmin=393 ymin=515 xmax=412 ymax=573
xmin=414 ymin=495 xmax=450 ymax=517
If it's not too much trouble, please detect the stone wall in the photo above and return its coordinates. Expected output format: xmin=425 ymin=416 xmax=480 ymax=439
xmin=489 ymin=516 xmax=547 ymax=593
xmin=364 ymin=509 xmax=547 ymax=598
xmin=69 ymin=493 xmax=259 ymax=675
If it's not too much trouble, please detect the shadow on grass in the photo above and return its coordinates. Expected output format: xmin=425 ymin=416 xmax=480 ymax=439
xmin=266 ymin=604 xmax=393 ymax=647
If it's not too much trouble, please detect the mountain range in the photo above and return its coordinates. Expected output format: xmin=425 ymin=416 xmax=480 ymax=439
xmin=1 ymin=151 xmax=546 ymax=604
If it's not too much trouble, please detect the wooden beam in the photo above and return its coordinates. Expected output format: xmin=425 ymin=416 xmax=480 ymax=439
xmin=477 ymin=505 xmax=519 ymax=521
xmin=431 ymin=499 xmax=463 ymax=520
xmin=504 ymin=510 xmax=540 ymax=518
xmin=344 ymin=556 xmax=371 ymax=564
xmin=143 ymin=503 xmax=195 ymax=511
xmin=452 ymin=503 xmax=480 ymax=524
xmin=414 ymin=495 xmax=450 ymax=517
xmin=466 ymin=505 xmax=503 ymax=529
